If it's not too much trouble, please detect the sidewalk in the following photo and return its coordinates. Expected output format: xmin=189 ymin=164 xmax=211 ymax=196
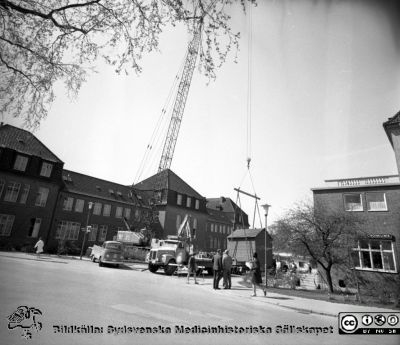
xmin=171 ymin=270 xmax=399 ymax=317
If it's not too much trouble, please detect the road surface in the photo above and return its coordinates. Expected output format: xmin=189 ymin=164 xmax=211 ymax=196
xmin=0 ymin=254 xmax=397 ymax=345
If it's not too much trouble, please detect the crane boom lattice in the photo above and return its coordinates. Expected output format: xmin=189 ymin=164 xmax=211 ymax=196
xmin=153 ymin=26 xmax=202 ymax=202
xmin=158 ymin=27 xmax=201 ymax=173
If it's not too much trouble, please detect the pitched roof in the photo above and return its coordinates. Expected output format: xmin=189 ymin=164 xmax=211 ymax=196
xmin=227 ymin=228 xmax=265 ymax=239
xmin=0 ymin=124 xmax=63 ymax=163
xmin=134 ymin=169 xmax=204 ymax=199
xmin=62 ymin=169 xmax=149 ymax=206
xmin=383 ymin=110 xmax=400 ymax=147
xmin=206 ymin=197 xmax=241 ymax=213
xmin=384 ymin=110 xmax=400 ymax=125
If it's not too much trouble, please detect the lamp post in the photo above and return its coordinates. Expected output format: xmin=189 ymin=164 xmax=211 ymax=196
xmin=261 ymin=203 xmax=271 ymax=291
xmin=80 ymin=201 xmax=93 ymax=260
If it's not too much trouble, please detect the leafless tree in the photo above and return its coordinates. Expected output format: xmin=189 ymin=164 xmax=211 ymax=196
xmin=0 ymin=0 xmax=256 ymax=127
xmin=273 ymin=201 xmax=364 ymax=293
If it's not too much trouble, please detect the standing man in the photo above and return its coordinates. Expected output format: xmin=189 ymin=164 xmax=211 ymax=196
xmin=212 ymin=249 xmax=223 ymax=290
xmin=34 ymin=237 xmax=44 ymax=258
xmin=222 ymin=249 xmax=233 ymax=289
xmin=187 ymin=253 xmax=198 ymax=284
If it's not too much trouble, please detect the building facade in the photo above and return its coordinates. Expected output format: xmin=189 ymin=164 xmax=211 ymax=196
xmin=310 ymin=111 xmax=400 ymax=298
xmin=46 ymin=170 xmax=152 ymax=254
xmin=0 ymin=124 xmax=250 ymax=256
xmin=0 ymin=124 xmax=64 ymax=250
xmin=134 ymin=169 xmax=210 ymax=251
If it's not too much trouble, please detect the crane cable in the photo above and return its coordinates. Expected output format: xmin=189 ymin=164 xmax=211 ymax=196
xmin=134 ymin=54 xmax=187 ymax=184
xmin=246 ymin=0 xmax=253 ymax=170
xmin=242 ymin=1 xmax=263 ymax=229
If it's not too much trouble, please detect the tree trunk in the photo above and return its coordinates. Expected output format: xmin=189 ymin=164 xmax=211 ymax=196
xmin=325 ymin=267 xmax=334 ymax=293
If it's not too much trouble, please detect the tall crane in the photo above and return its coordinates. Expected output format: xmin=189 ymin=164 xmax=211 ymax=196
xmin=153 ymin=24 xmax=202 ymax=203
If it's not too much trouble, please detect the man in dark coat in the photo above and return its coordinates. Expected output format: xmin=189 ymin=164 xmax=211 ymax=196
xmin=212 ymin=249 xmax=223 ymax=289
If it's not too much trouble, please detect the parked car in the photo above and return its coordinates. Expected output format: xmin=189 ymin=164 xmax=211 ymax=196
xmin=90 ymin=241 xmax=124 ymax=268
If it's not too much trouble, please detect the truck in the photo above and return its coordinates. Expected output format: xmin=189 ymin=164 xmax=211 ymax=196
xmin=147 ymin=215 xmax=213 ymax=275
xmin=90 ymin=241 xmax=124 ymax=267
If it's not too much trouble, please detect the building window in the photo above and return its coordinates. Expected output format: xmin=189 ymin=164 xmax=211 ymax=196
xmin=134 ymin=209 xmax=141 ymax=221
xmin=88 ymin=224 xmax=98 ymax=242
xmin=115 ymin=206 xmax=123 ymax=218
xmin=19 ymin=184 xmax=30 ymax=204
xmin=55 ymin=221 xmax=81 ymax=240
xmin=0 ymin=180 xmax=5 ymax=198
xmin=13 ymin=155 xmax=28 ymax=171
xmin=75 ymin=199 xmax=84 ymax=213
xmin=28 ymin=218 xmax=41 ymax=238
xmin=366 ymin=192 xmax=387 ymax=211
xmin=98 ymin=225 xmax=108 ymax=242
xmin=40 ymin=162 xmax=53 ymax=177
xmin=195 ymin=199 xmax=199 ymax=210
xmin=186 ymin=197 xmax=192 ymax=208
xmin=352 ymin=239 xmax=397 ymax=273
xmin=0 ymin=214 xmax=15 ymax=236
xmin=35 ymin=187 xmax=49 ymax=207
xmin=93 ymin=202 xmax=102 ymax=215
xmin=344 ymin=193 xmax=363 ymax=211
xmin=103 ymin=204 xmax=111 ymax=217
xmin=176 ymin=214 xmax=182 ymax=231
xmin=177 ymin=194 xmax=182 ymax=205
xmin=4 ymin=182 xmax=21 ymax=202
xmin=63 ymin=197 xmax=74 ymax=211
xmin=124 ymin=208 xmax=131 ymax=220
xmin=211 ymin=224 xmax=214 ymax=232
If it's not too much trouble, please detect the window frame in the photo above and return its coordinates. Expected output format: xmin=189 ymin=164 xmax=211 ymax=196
xmin=352 ymin=239 xmax=397 ymax=273
xmin=343 ymin=193 xmax=364 ymax=212
xmin=115 ymin=206 xmax=123 ymax=218
xmin=40 ymin=162 xmax=53 ymax=177
xmin=0 ymin=214 xmax=15 ymax=236
xmin=103 ymin=204 xmax=111 ymax=217
xmin=98 ymin=225 xmax=108 ymax=242
xmin=74 ymin=199 xmax=84 ymax=213
xmin=62 ymin=197 xmax=74 ymax=211
xmin=4 ymin=182 xmax=21 ymax=202
xmin=366 ymin=192 xmax=388 ymax=212
xmin=55 ymin=221 xmax=81 ymax=240
xmin=92 ymin=202 xmax=102 ymax=215
xmin=13 ymin=154 xmax=28 ymax=171
xmin=35 ymin=187 xmax=49 ymax=207
xmin=19 ymin=184 xmax=30 ymax=204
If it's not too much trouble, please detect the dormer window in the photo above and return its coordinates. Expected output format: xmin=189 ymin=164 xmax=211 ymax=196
xmin=40 ymin=162 xmax=53 ymax=177
xmin=13 ymin=155 xmax=28 ymax=172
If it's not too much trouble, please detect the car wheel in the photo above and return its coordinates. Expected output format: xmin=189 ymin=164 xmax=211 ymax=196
xmin=148 ymin=263 xmax=158 ymax=273
xmin=164 ymin=260 xmax=177 ymax=276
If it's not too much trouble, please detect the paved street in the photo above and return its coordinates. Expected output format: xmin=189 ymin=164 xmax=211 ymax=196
xmin=0 ymin=253 xmax=398 ymax=345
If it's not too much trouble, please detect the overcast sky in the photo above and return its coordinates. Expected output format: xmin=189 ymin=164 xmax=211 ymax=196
xmin=4 ymin=0 xmax=400 ymax=226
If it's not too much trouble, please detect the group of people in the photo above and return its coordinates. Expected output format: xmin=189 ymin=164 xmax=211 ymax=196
xmin=211 ymin=249 xmax=232 ymax=290
xmin=210 ymin=249 xmax=266 ymax=297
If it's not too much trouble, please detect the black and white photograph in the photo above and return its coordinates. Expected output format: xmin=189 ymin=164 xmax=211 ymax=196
xmin=0 ymin=0 xmax=399 ymax=344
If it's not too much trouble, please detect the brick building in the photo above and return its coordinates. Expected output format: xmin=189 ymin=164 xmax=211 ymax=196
xmin=311 ymin=111 xmax=400 ymax=297
xmin=46 ymin=170 xmax=152 ymax=254
xmin=0 ymin=124 xmax=250 ymax=256
xmin=0 ymin=124 xmax=64 ymax=250
xmin=134 ymin=169 xmax=210 ymax=251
